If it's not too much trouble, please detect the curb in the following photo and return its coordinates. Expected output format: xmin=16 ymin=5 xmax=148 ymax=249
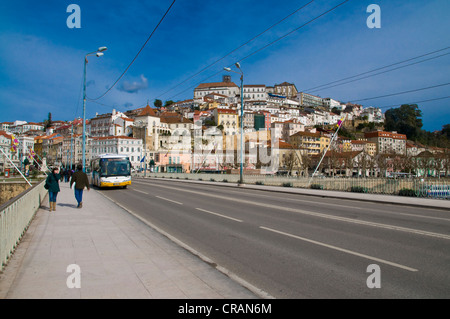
xmin=97 ymin=189 xmax=275 ymax=300
xmin=140 ymin=176 xmax=450 ymax=211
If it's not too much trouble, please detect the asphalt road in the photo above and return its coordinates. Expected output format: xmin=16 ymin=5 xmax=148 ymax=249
xmin=99 ymin=177 xmax=450 ymax=299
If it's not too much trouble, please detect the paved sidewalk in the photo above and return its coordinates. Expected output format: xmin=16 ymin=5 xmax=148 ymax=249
xmin=0 ymin=182 xmax=260 ymax=299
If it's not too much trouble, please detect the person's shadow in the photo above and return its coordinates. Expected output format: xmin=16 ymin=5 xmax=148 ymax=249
xmin=57 ymin=203 xmax=79 ymax=208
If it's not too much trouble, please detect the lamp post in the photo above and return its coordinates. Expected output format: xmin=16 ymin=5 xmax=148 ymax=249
xmin=224 ymin=63 xmax=244 ymax=184
xmin=82 ymin=46 xmax=107 ymax=172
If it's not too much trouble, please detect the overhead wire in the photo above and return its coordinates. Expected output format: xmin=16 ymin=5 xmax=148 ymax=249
xmin=304 ymin=47 xmax=450 ymax=92
xmin=160 ymin=0 xmax=351 ymax=103
xmin=347 ymin=82 xmax=450 ymax=103
xmin=378 ymin=96 xmax=450 ymax=109
xmin=306 ymin=50 xmax=450 ymax=94
xmin=154 ymin=0 xmax=316 ymax=100
xmin=87 ymin=0 xmax=177 ymax=101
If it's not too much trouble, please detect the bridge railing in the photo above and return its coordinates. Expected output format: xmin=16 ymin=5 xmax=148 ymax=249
xmin=0 ymin=180 xmax=47 ymax=271
xmin=135 ymin=172 xmax=450 ymax=200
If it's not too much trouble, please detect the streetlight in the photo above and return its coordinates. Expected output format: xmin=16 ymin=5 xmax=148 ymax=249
xmin=82 ymin=46 xmax=107 ymax=172
xmin=224 ymin=62 xmax=244 ymax=184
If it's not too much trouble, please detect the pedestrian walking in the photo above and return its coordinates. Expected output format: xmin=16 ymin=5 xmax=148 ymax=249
xmin=45 ymin=167 xmax=61 ymax=212
xmin=70 ymin=164 xmax=90 ymax=208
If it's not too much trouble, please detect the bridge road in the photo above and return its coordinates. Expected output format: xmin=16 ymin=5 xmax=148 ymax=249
xmin=100 ymin=177 xmax=450 ymax=298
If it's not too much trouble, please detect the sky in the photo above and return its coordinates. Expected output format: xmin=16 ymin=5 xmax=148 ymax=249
xmin=1 ymin=0 xmax=449 ymax=131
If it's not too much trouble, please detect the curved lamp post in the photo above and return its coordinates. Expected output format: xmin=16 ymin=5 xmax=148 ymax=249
xmin=82 ymin=46 xmax=107 ymax=172
xmin=224 ymin=63 xmax=244 ymax=184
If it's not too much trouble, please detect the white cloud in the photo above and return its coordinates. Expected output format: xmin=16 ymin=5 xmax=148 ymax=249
xmin=118 ymin=74 xmax=149 ymax=94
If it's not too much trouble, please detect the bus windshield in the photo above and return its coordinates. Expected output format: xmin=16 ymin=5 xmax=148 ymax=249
xmin=99 ymin=158 xmax=131 ymax=177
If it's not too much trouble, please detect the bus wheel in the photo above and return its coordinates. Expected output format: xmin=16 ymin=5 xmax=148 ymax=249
xmin=123 ymin=185 xmax=127 ymax=189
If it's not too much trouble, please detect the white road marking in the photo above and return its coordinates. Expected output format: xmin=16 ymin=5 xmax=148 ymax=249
xmin=260 ymin=226 xmax=418 ymax=272
xmin=195 ymin=208 xmax=243 ymax=223
xmin=155 ymin=196 xmax=183 ymax=205
xmin=135 ymin=181 xmax=450 ymax=241
xmin=133 ymin=189 xmax=149 ymax=195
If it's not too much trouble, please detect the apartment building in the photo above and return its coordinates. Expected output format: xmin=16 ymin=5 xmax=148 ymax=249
xmin=274 ymin=82 xmax=298 ymax=99
xmin=91 ymin=136 xmax=143 ymax=168
xmin=289 ymin=131 xmax=329 ymax=155
xmin=364 ymin=131 xmax=407 ymax=155
xmin=90 ymin=109 xmax=128 ymax=137
xmin=297 ymin=92 xmax=324 ymax=108
xmin=350 ymin=140 xmax=377 ymax=156
xmin=322 ymin=98 xmax=341 ymax=110
xmin=213 ymin=108 xmax=239 ymax=136
xmin=254 ymin=111 xmax=271 ymax=131
xmin=0 ymin=130 xmax=20 ymax=170
xmin=243 ymin=84 xmax=267 ymax=100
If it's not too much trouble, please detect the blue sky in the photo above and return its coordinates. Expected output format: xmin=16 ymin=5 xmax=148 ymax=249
xmin=1 ymin=0 xmax=449 ymax=131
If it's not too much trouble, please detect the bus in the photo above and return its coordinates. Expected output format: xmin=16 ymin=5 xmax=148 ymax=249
xmin=90 ymin=154 xmax=132 ymax=188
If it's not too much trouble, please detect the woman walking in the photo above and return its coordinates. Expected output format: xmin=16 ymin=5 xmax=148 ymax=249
xmin=45 ymin=167 xmax=61 ymax=212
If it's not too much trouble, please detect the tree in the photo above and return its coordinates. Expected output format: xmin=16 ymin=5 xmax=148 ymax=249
xmin=154 ymin=99 xmax=162 ymax=109
xmin=331 ymin=107 xmax=341 ymax=115
xmin=43 ymin=112 xmax=53 ymax=130
xmin=442 ymin=124 xmax=450 ymax=139
xmin=164 ymin=100 xmax=175 ymax=107
xmin=384 ymin=104 xmax=423 ymax=140
xmin=284 ymin=151 xmax=298 ymax=176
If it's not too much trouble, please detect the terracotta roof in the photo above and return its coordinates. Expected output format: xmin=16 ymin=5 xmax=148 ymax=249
xmin=138 ymin=105 xmax=158 ymax=117
xmin=216 ymin=108 xmax=237 ymax=114
xmin=196 ymin=82 xmax=238 ymax=89
xmin=93 ymin=136 xmax=139 ymax=140
xmin=290 ymin=131 xmax=320 ymax=138
xmin=0 ymin=130 xmax=12 ymax=139
xmin=161 ymin=117 xmax=193 ymax=124
xmin=364 ymin=131 xmax=407 ymax=140
xmin=278 ymin=140 xmax=295 ymax=149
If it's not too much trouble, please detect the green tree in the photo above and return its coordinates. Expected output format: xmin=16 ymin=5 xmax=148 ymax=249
xmin=442 ymin=124 xmax=450 ymax=139
xmin=384 ymin=104 xmax=423 ymax=140
xmin=43 ymin=112 xmax=52 ymax=130
xmin=164 ymin=100 xmax=175 ymax=107
xmin=154 ymin=99 xmax=162 ymax=109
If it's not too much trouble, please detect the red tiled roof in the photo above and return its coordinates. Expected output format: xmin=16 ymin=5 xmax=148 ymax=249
xmin=138 ymin=105 xmax=157 ymax=117
xmin=196 ymin=82 xmax=238 ymax=89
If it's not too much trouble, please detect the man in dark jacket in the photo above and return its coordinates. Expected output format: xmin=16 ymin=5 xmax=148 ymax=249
xmin=70 ymin=164 xmax=90 ymax=208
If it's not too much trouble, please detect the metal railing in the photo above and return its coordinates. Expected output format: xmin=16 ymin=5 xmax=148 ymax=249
xmin=0 ymin=180 xmax=47 ymax=271
xmin=136 ymin=172 xmax=450 ymax=200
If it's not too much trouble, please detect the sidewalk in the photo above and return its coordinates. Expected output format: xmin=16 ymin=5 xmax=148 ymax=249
xmin=0 ymin=182 xmax=260 ymax=299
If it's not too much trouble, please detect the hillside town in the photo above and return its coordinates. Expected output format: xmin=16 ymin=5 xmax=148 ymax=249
xmin=1 ymin=77 xmax=449 ymax=178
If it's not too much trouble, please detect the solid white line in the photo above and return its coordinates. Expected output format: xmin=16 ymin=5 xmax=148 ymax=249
xmin=260 ymin=226 xmax=418 ymax=272
xmin=133 ymin=189 xmax=149 ymax=195
xmin=195 ymin=208 xmax=243 ymax=223
xmin=155 ymin=196 xmax=183 ymax=205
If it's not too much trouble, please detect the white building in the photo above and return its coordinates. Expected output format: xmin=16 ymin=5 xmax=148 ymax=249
xmin=243 ymin=85 xmax=267 ymax=101
xmin=360 ymin=107 xmax=384 ymax=122
xmin=194 ymin=78 xmax=240 ymax=103
xmin=91 ymin=136 xmax=143 ymax=168
xmin=90 ymin=109 xmax=128 ymax=137
xmin=322 ymin=98 xmax=341 ymax=110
